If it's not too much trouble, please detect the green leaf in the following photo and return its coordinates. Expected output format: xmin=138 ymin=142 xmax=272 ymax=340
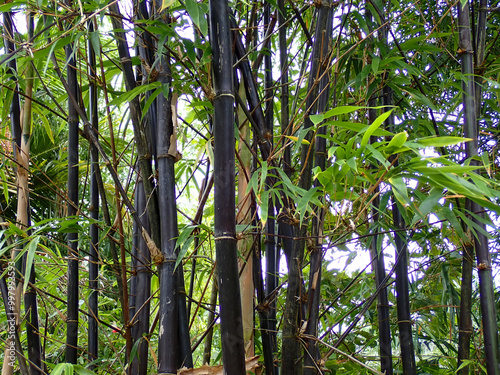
xmin=310 ymin=114 xmax=324 ymax=126
xmin=324 ymin=106 xmax=366 ymax=118
xmin=366 ymin=144 xmax=390 ymax=169
xmin=23 ymin=236 xmax=40 ymax=293
xmin=89 ymin=31 xmax=100 ymax=55
xmin=0 ymin=168 xmax=9 ymax=204
xmin=175 ymin=225 xmax=197 ymax=270
xmin=296 ymin=187 xmax=320 ymax=226
xmin=403 ymin=87 xmax=436 ymax=110
xmin=260 ymin=190 xmax=269 ymax=226
xmin=161 ymin=0 xmax=176 ymax=11
xmin=108 ymin=81 xmax=162 ymax=107
xmin=359 ymin=109 xmax=394 ymax=151
xmin=141 ymin=87 xmax=162 ymax=120
xmin=407 ymin=136 xmax=472 ymax=148
xmin=385 ymin=131 xmax=408 ymax=154
xmin=74 ymin=365 xmax=98 ymax=375
xmin=389 ymin=176 xmax=409 ymax=206
xmin=324 ymin=120 xmax=394 ymax=137
xmin=371 ymin=57 xmax=380 ymax=74
xmin=33 ymin=106 xmax=54 ymax=143
xmin=412 ymin=187 xmax=442 ymax=225
xmin=259 ymin=161 xmax=268 ymax=193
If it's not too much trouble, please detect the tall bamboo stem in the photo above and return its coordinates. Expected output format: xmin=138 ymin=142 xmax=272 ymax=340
xmin=458 ymin=2 xmax=500 ymax=373
xmin=210 ymin=0 xmax=246 ymax=372
xmin=282 ymin=2 xmax=333 ymax=373
xmin=87 ymin=17 xmax=99 ymax=368
xmin=65 ymin=5 xmax=80 ymax=362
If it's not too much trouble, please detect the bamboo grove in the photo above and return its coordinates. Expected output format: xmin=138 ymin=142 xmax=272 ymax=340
xmin=0 ymin=0 xmax=499 ymax=373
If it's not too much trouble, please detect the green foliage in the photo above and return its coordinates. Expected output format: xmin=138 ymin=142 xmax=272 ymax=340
xmin=0 ymin=0 xmax=499 ymax=373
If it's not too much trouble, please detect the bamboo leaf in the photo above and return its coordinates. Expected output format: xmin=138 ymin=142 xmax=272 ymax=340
xmin=385 ymin=131 xmax=408 ymax=154
xmin=260 ymin=190 xmax=269 ymax=226
xmin=175 ymin=225 xmax=197 ymax=270
xmin=407 ymin=136 xmax=472 ymax=148
xmin=324 ymin=120 xmax=394 ymax=136
xmin=412 ymin=187 xmax=442 ymax=225
xmin=389 ymin=176 xmax=409 ymax=206
xmin=141 ymin=87 xmax=163 ymax=120
xmin=161 ymin=0 xmax=176 ymax=11
xmin=259 ymin=161 xmax=268 ymax=193
xmin=297 ymin=187 xmax=319 ymax=225
xmin=284 ymin=135 xmax=310 ymax=145
xmin=108 ymin=82 xmax=161 ymax=107
xmin=74 ymin=365 xmax=98 ymax=375
xmin=23 ymin=236 xmax=40 ymax=293
xmin=359 ymin=109 xmax=394 ymax=151
xmin=310 ymin=114 xmax=324 ymax=125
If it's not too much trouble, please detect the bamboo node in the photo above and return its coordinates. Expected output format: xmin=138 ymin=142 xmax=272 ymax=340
xmin=477 ymin=262 xmax=490 ymax=270
xmin=214 ymin=235 xmax=236 ymax=241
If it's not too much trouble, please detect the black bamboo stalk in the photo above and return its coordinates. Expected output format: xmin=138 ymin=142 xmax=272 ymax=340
xmin=87 ymin=17 xmax=99 ymax=368
xmin=108 ymin=1 xmax=161 ymax=253
xmin=458 ymin=2 xmax=500 ymax=373
xmin=202 ymin=278 xmax=218 ymax=365
xmin=384 ymin=68 xmax=417 ymax=375
xmin=130 ymin=176 xmax=151 ymax=375
xmin=65 ymin=7 xmax=80 ymax=362
xmin=252 ymin=205 xmax=276 ymax=375
xmin=3 ymin=12 xmax=21 ymax=157
xmin=153 ymin=7 xmax=193 ymax=370
xmin=457 ymin=225 xmax=474 ymax=375
xmin=176 ymin=264 xmax=193 ymax=369
xmin=230 ymin=15 xmax=271 ymax=161
xmin=155 ymin=17 xmax=179 ymax=375
xmin=376 ymin=2 xmax=416 ymax=372
xmin=209 ymin=0 xmax=246 ymax=372
xmin=368 ymin=120 xmax=393 ymax=374
xmin=303 ymin=9 xmax=333 ymax=374
xmin=458 ymin=0 xmax=487 ymax=372
xmin=262 ymin=3 xmax=278 ymax=360
xmin=474 ymin=0 xmax=487 ymax=118
xmin=277 ymin=0 xmax=294 ymax=269
xmin=134 ymin=0 xmax=158 ymax=158
xmin=281 ymin=2 xmax=333 ymax=373
xmin=3 ymin=12 xmax=23 ymax=360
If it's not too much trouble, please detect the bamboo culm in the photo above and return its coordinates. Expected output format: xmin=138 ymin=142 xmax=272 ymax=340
xmin=281 ymin=2 xmax=333 ymax=373
xmin=65 ymin=16 xmax=80 ymax=363
xmin=458 ymin=1 xmax=500 ymax=373
xmin=210 ymin=0 xmax=246 ymax=373
xmin=87 ymin=18 xmax=99 ymax=367
xmin=130 ymin=177 xmax=151 ymax=375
